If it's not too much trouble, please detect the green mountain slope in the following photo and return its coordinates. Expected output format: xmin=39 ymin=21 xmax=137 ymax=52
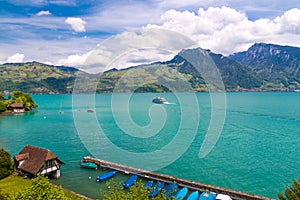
xmin=165 ymin=48 xmax=262 ymax=90
xmin=97 ymin=48 xmax=262 ymax=92
xmin=2 ymin=43 xmax=300 ymax=93
xmin=0 ymin=62 xmax=78 ymax=93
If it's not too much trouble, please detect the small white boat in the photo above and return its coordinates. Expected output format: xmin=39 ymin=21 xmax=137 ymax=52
xmin=152 ymin=96 xmax=168 ymax=104
xmin=216 ymin=194 xmax=232 ymax=200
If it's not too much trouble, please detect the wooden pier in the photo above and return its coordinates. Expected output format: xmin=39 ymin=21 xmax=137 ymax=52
xmin=82 ymin=156 xmax=273 ymax=200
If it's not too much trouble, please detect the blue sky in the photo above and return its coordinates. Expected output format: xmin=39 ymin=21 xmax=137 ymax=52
xmin=1 ymin=0 xmax=300 ymax=70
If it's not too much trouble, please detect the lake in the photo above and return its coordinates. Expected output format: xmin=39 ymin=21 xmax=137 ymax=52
xmin=0 ymin=92 xmax=299 ymax=199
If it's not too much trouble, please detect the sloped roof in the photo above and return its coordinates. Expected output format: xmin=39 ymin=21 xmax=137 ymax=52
xmin=14 ymin=145 xmax=63 ymax=175
xmin=14 ymin=153 xmax=29 ymax=161
xmin=12 ymin=103 xmax=23 ymax=108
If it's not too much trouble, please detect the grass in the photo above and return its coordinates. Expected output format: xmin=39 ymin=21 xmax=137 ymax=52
xmin=0 ymin=175 xmax=31 ymax=195
xmin=0 ymin=175 xmax=87 ymax=200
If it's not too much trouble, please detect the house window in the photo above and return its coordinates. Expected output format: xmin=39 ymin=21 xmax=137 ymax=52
xmin=46 ymin=160 xmax=51 ymax=168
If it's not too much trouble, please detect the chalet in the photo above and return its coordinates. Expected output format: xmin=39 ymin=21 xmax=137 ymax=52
xmin=11 ymin=102 xmax=25 ymax=113
xmin=14 ymin=145 xmax=64 ymax=179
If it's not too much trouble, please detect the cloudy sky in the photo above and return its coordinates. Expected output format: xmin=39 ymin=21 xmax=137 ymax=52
xmin=1 ymin=0 xmax=300 ymax=72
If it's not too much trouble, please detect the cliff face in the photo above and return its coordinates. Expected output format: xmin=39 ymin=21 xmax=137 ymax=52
xmin=230 ymin=43 xmax=300 ymax=88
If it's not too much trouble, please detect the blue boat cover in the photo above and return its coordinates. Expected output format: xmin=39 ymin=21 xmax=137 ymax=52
xmin=123 ymin=175 xmax=138 ymax=189
xmin=96 ymin=171 xmax=117 ymax=182
xmin=164 ymin=182 xmax=178 ymax=197
xmin=199 ymin=191 xmax=217 ymax=200
xmin=175 ymin=187 xmax=188 ymax=200
xmin=148 ymin=182 xmax=164 ymax=198
xmin=187 ymin=190 xmax=199 ymax=200
xmin=144 ymin=180 xmax=154 ymax=188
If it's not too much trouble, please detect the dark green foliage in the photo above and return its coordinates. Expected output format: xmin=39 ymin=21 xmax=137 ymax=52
xmin=0 ymin=149 xmax=12 ymax=179
xmin=0 ymin=101 xmax=6 ymax=112
xmin=0 ymin=91 xmax=38 ymax=112
xmin=43 ymin=77 xmax=75 ymax=93
xmin=134 ymin=84 xmax=171 ymax=93
xmin=101 ymin=179 xmax=172 ymax=200
xmin=12 ymin=175 xmax=68 ymax=200
xmin=208 ymin=52 xmax=262 ymax=89
xmin=0 ymin=188 xmax=9 ymax=200
xmin=0 ymin=94 xmax=7 ymax=112
xmin=11 ymin=91 xmax=38 ymax=111
xmin=278 ymin=177 xmax=300 ymax=200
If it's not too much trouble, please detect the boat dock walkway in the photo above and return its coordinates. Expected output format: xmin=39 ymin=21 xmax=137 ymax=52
xmin=82 ymin=156 xmax=273 ymax=200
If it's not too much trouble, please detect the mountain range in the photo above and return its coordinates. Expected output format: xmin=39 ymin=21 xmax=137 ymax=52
xmin=1 ymin=43 xmax=300 ymax=93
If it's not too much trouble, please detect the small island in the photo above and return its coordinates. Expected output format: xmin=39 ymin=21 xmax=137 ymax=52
xmin=0 ymin=91 xmax=38 ymax=113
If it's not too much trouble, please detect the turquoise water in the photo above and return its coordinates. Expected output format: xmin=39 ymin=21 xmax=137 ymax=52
xmin=0 ymin=92 xmax=299 ymax=199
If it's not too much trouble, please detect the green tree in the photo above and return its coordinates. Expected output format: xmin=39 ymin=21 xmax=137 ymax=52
xmin=11 ymin=91 xmax=38 ymax=111
xmin=0 ymin=101 xmax=6 ymax=112
xmin=12 ymin=175 xmax=68 ymax=200
xmin=0 ymin=149 xmax=12 ymax=179
xmin=278 ymin=177 xmax=300 ymax=200
xmin=101 ymin=179 xmax=173 ymax=200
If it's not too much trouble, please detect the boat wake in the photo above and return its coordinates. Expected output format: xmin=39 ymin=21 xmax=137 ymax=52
xmin=163 ymin=102 xmax=176 ymax=105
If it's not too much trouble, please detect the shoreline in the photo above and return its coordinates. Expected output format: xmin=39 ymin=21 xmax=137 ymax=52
xmin=27 ymin=90 xmax=300 ymax=95
xmin=82 ymin=156 xmax=274 ymax=200
xmin=0 ymin=110 xmax=37 ymax=116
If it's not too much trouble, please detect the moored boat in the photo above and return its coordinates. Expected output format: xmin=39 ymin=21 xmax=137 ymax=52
xmin=152 ymin=96 xmax=168 ymax=104
xmin=96 ymin=171 xmax=117 ymax=182
xmin=199 ymin=191 xmax=217 ymax=200
xmin=144 ymin=180 xmax=154 ymax=188
xmin=80 ymin=161 xmax=98 ymax=169
xmin=174 ymin=187 xmax=188 ymax=200
xmin=123 ymin=175 xmax=138 ymax=189
xmin=187 ymin=190 xmax=199 ymax=200
xmin=148 ymin=182 xmax=164 ymax=198
xmin=215 ymin=194 xmax=232 ymax=200
xmin=164 ymin=182 xmax=178 ymax=197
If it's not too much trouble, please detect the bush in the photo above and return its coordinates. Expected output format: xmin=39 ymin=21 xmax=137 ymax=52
xmin=0 ymin=188 xmax=9 ymax=200
xmin=11 ymin=91 xmax=38 ymax=111
xmin=101 ymin=179 xmax=171 ymax=200
xmin=0 ymin=149 xmax=12 ymax=179
xmin=12 ymin=175 xmax=68 ymax=200
xmin=0 ymin=101 xmax=6 ymax=112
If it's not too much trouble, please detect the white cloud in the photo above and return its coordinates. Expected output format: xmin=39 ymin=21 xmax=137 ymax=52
xmin=6 ymin=53 xmax=25 ymax=63
xmin=36 ymin=10 xmax=51 ymax=16
xmin=3 ymin=2 xmax=300 ymax=71
xmin=74 ymin=28 xmax=196 ymax=73
xmin=147 ymin=6 xmax=300 ymax=55
xmin=274 ymin=8 xmax=300 ymax=34
xmin=0 ymin=36 xmax=100 ymax=66
xmin=83 ymin=1 xmax=166 ymax=33
xmin=56 ymin=7 xmax=300 ymax=73
xmin=65 ymin=17 xmax=86 ymax=32
xmin=57 ymin=52 xmax=90 ymax=67
xmin=50 ymin=28 xmax=196 ymax=73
